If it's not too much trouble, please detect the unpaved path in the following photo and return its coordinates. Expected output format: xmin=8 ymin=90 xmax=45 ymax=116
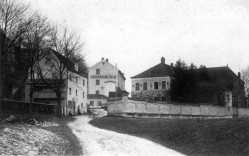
xmin=67 ymin=116 xmax=184 ymax=156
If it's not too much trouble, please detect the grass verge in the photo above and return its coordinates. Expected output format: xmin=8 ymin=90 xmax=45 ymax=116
xmin=0 ymin=114 xmax=83 ymax=155
xmin=90 ymin=116 xmax=249 ymax=156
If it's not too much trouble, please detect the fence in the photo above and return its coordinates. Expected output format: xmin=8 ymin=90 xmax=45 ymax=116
xmin=107 ymin=99 xmax=249 ymax=118
xmin=0 ymin=100 xmax=57 ymax=114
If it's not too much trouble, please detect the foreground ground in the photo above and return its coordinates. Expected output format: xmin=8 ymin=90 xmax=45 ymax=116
xmin=0 ymin=114 xmax=82 ymax=155
xmin=90 ymin=116 xmax=249 ymax=156
xmin=68 ymin=115 xmax=184 ymax=156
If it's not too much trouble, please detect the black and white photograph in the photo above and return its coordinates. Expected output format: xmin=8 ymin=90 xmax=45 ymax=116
xmin=0 ymin=0 xmax=249 ymax=155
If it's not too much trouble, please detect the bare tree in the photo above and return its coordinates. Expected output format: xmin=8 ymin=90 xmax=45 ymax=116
xmin=0 ymin=0 xmax=32 ymax=112
xmin=241 ymin=66 xmax=249 ymax=97
xmin=37 ymin=28 xmax=83 ymax=116
xmin=23 ymin=13 xmax=53 ymax=114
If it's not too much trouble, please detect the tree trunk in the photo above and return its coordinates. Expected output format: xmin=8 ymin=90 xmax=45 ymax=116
xmin=29 ymin=90 xmax=33 ymax=114
xmin=57 ymin=93 xmax=62 ymax=117
xmin=0 ymin=34 xmax=2 ymax=114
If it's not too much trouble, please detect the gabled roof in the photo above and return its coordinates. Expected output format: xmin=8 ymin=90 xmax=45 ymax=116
xmin=131 ymin=63 xmax=175 ymax=79
xmin=87 ymin=94 xmax=108 ymax=99
xmin=90 ymin=58 xmax=126 ymax=80
xmin=49 ymin=48 xmax=87 ymax=78
xmin=205 ymin=66 xmax=243 ymax=90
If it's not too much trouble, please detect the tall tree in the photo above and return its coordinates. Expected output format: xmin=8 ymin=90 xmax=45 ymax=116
xmin=37 ymin=27 xmax=84 ymax=116
xmin=0 ymin=0 xmax=32 ymax=112
xmin=23 ymin=13 xmax=53 ymax=114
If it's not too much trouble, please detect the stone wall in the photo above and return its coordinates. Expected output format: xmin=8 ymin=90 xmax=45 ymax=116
xmin=107 ymin=99 xmax=249 ymax=118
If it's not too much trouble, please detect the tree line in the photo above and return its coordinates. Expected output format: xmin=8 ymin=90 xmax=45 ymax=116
xmin=171 ymin=59 xmax=225 ymax=105
xmin=0 ymin=0 xmax=88 ymax=116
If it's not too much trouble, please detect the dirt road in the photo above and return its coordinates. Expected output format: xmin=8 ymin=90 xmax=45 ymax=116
xmin=67 ymin=116 xmax=184 ymax=156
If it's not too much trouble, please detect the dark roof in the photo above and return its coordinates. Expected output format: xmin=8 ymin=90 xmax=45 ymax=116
xmin=26 ymin=79 xmax=61 ymax=84
xmin=131 ymin=63 xmax=175 ymax=79
xmin=87 ymin=94 xmax=108 ymax=99
xmin=49 ymin=48 xmax=87 ymax=78
xmin=205 ymin=66 xmax=243 ymax=90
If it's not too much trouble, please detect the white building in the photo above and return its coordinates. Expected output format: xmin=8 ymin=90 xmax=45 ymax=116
xmin=25 ymin=48 xmax=88 ymax=115
xmin=88 ymin=58 xmax=126 ymax=108
xmin=131 ymin=57 xmax=174 ymax=102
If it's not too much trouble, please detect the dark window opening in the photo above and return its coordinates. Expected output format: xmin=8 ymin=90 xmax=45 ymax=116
xmin=96 ymin=79 xmax=100 ymax=85
xmin=136 ymin=83 xmax=140 ymax=91
xmin=154 ymin=82 xmax=158 ymax=90
xmin=162 ymin=81 xmax=166 ymax=89
xmin=143 ymin=82 xmax=147 ymax=90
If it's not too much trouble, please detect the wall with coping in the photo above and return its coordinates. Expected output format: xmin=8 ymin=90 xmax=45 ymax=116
xmin=107 ymin=99 xmax=249 ymax=118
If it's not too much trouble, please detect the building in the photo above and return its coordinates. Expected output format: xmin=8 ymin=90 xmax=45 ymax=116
xmin=204 ymin=66 xmax=245 ymax=107
xmin=25 ymin=48 xmax=88 ymax=115
xmin=88 ymin=58 xmax=126 ymax=108
xmin=131 ymin=57 xmax=245 ymax=107
xmin=131 ymin=57 xmax=174 ymax=102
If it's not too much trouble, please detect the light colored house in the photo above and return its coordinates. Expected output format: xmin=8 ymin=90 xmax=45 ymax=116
xmin=131 ymin=57 xmax=174 ymax=102
xmin=131 ymin=57 xmax=245 ymax=108
xmin=88 ymin=58 xmax=126 ymax=108
xmin=25 ymin=48 xmax=88 ymax=115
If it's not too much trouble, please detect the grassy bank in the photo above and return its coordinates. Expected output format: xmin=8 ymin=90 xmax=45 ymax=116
xmin=0 ymin=114 xmax=83 ymax=155
xmin=90 ymin=117 xmax=249 ymax=156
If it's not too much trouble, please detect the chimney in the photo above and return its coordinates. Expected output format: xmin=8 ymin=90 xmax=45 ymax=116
xmin=74 ymin=63 xmax=78 ymax=72
xmin=238 ymin=72 xmax=241 ymax=79
xmin=102 ymin=57 xmax=104 ymax=60
xmin=115 ymin=63 xmax=117 ymax=68
xmin=171 ymin=63 xmax=173 ymax=67
xmin=106 ymin=59 xmax=108 ymax=62
xmin=161 ymin=57 xmax=165 ymax=64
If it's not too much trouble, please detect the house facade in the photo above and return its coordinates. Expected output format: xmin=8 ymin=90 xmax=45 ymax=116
xmin=131 ymin=57 xmax=246 ymax=108
xmin=88 ymin=58 xmax=126 ymax=108
xmin=25 ymin=49 xmax=88 ymax=115
xmin=131 ymin=57 xmax=174 ymax=102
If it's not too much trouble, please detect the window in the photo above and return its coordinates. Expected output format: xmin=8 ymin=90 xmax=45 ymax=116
xmin=96 ymin=79 xmax=100 ymax=85
xmin=69 ymin=88 xmax=71 ymax=95
xmin=90 ymin=101 xmax=94 ymax=106
xmin=76 ymin=77 xmax=78 ymax=83
xmin=76 ymin=89 xmax=77 ymax=96
xmin=143 ymin=82 xmax=147 ymax=90
xmin=162 ymin=81 xmax=166 ymax=89
xmin=135 ymin=83 xmax=140 ymax=91
xmin=83 ymin=79 xmax=85 ymax=86
xmin=225 ymin=94 xmax=230 ymax=102
xmin=96 ymin=90 xmax=99 ymax=94
xmin=154 ymin=82 xmax=158 ymax=90
xmin=97 ymin=101 xmax=101 ymax=106
xmin=154 ymin=96 xmax=159 ymax=101
xmin=83 ymin=92 xmax=85 ymax=98
xmin=96 ymin=69 xmax=100 ymax=74
xmin=69 ymin=74 xmax=72 ymax=81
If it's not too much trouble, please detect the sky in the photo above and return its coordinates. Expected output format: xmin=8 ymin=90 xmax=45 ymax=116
xmin=24 ymin=0 xmax=249 ymax=93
